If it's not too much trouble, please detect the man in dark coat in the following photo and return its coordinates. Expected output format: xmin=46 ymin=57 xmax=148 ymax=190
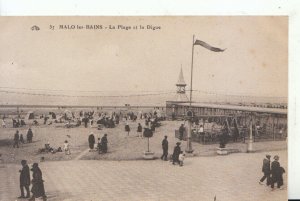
xmin=137 ymin=123 xmax=143 ymax=138
xmin=172 ymin=142 xmax=181 ymax=165
xmin=179 ymin=124 xmax=185 ymax=141
xmin=13 ymin=130 xmax=20 ymax=148
xmin=18 ymin=160 xmax=30 ymax=198
xmin=101 ymin=134 xmax=108 ymax=153
xmin=259 ymin=154 xmax=271 ymax=186
xmin=29 ymin=163 xmax=46 ymax=201
xmin=271 ymin=155 xmax=283 ymax=190
xmin=27 ymin=128 xmax=33 ymax=143
xmin=161 ymin=136 xmax=168 ymax=161
xmin=88 ymin=132 xmax=95 ymax=151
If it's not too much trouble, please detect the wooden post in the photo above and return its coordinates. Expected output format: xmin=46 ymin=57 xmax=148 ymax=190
xmin=273 ymin=115 xmax=275 ymax=141
xmin=247 ymin=114 xmax=254 ymax=153
xmin=276 ymin=116 xmax=279 ymax=139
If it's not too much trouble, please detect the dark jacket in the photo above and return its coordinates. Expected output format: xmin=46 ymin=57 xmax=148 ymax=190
xmin=172 ymin=145 xmax=181 ymax=161
xmin=101 ymin=136 xmax=108 ymax=152
xmin=137 ymin=125 xmax=142 ymax=132
xmin=262 ymin=158 xmax=271 ymax=174
xmin=27 ymin=129 xmax=33 ymax=139
xmin=271 ymin=160 xmax=281 ymax=179
xmin=179 ymin=125 xmax=185 ymax=135
xmin=125 ymin=125 xmax=130 ymax=132
xmin=14 ymin=133 xmax=19 ymax=141
xmin=20 ymin=165 xmax=30 ymax=186
xmin=162 ymin=139 xmax=168 ymax=150
xmin=31 ymin=167 xmax=45 ymax=197
xmin=101 ymin=136 xmax=108 ymax=146
xmin=88 ymin=134 xmax=95 ymax=144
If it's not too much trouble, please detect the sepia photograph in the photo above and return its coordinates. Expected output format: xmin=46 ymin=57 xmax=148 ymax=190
xmin=0 ymin=16 xmax=288 ymax=201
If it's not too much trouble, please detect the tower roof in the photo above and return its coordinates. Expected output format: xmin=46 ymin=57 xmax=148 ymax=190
xmin=174 ymin=93 xmax=189 ymax=102
xmin=176 ymin=67 xmax=186 ymax=86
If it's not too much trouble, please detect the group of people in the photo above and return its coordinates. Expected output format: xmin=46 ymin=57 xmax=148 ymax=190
xmin=124 ymin=117 xmax=161 ymax=138
xmin=88 ymin=132 xmax=108 ymax=154
xmin=18 ymin=160 xmax=47 ymax=201
xmin=160 ymin=136 xmax=185 ymax=166
xmin=13 ymin=128 xmax=33 ymax=148
xmin=259 ymin=154 xmax=285 ymax=190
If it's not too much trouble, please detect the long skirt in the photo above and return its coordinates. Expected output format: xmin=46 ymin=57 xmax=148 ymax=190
xmin=31 ymin=181 xmax=45 ymax=198
xmin=89 ymin=143 xmax=94 ymax=149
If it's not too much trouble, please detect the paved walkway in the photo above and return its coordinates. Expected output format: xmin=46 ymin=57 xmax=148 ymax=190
xmin=0 ymin=150 xmax=287 ymax=201
xmin=74 ymin=148 xmax=90 ymax=160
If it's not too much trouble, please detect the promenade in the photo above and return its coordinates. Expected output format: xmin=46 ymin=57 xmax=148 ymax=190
xmin=0 ymin=150 xmax=287 ymax=201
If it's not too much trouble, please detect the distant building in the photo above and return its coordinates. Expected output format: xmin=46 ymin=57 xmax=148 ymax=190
xmin=165 ymin=69 xmax=287 ymax=140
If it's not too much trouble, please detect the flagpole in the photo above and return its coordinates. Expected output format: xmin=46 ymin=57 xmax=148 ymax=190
xmin=190 ymin=35 xmax=195 ymax=106
xmin=186 ymin=35 xmax=195 ymax=154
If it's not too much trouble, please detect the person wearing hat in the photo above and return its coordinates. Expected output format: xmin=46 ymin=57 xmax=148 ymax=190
xmin=259 ymin=155 xmax=271 ymax=185
xmin=270 ymin=155 xmax=285 ymax=190
xmin=172 ymin=142 xmax=181 ymax=165
xmin=161 ymin=136 xmax=168 ymax=161
xmin=18 ymin=160 xmax=30 ymax=198
xmin=29 ymin=163 xmax=47 ymax=201
xmin=88 ymin=132 xmax=95 ymax=151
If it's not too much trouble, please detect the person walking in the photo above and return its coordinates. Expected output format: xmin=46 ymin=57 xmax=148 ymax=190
xmin=27 ymin=128 xmax=33 ymax=143
xmin=18 ymin=160 xmax=31 ymax=199
xmin=160 ymin=136 xmax=168 ymax=161
xmin=259 ymin=154 xmax=271 ymax=186
xmin=179 ymin=124 xmax=185 ymax=141
xmin=101 ymin=134 xmax=108 ymax=153
xmin=137 ymin=123 xmax=143 ymax=138
xmin=270 ymin=155 xmax=283 ymax=190
xmin=88 ymin=132 xmax=95 ymax=151
xmin=172 ymin=142 xmax=181 ymax=165
xmin=13 ymin=130 xmax=20 ymax=148
xmin=29 ymin=163 xmax=47 ymax=201
xmin=20 ymin=134 xmax=25 ymax=144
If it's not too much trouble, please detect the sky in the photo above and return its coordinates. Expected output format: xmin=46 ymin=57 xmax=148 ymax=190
xmin=0 ymin=16 xmax=288 ymax=99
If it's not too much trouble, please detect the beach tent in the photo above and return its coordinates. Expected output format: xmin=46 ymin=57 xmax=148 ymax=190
xmin=25 ymin=111 xmax=35 ymax=120
xmin=64 ymin=110 xmax=73 ymax=119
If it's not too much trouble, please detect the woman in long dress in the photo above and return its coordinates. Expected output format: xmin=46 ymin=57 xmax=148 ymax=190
xmin=29 ymin=163 xmax=47 ymax=201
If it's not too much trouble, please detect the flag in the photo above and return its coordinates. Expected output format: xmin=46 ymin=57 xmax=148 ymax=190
xmin=194 ymin=40 xmax=225 ymax=52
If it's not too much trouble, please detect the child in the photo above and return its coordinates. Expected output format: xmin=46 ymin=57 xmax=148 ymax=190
xmin=278 ymin=166 xmax=285 ymax=189
xmin=179 ymin=151 xmax=185 ymax=167
xmin=63 ymin=140 xmax=70 ymax=155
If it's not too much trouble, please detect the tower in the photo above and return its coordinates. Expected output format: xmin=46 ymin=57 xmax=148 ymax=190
xmin=174 ymin=67 xmax=189 ymax=102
